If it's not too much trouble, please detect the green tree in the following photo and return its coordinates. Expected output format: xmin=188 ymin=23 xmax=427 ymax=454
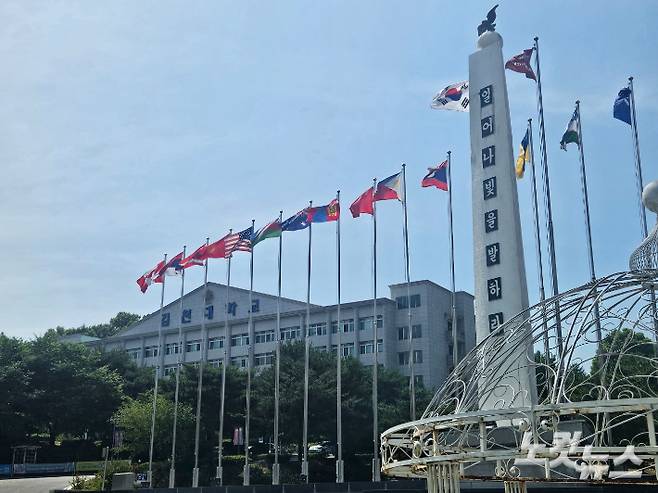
xmin=0 ymin=334 xmax=31 ymax=449
xmin=591 ymin=328 xmax=657 ymax=399
xmin=251 ymin=342 xmax=432 ymax=457
xmin=99 ymin=349 xmax=154 ymax=399
xmin=25 ymin=332 xmax=125 ymax=444
xmin=50 ymin=312 xmax=142 ymax=339
xmin=112 ymin=393 xmax=195 ymax=463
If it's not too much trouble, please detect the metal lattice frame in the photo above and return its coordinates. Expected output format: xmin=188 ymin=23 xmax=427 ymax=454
xmin=381 ymin=270 xmax=658 ymax=489
xmin=630 ymin=224 xmax=658 ymax=270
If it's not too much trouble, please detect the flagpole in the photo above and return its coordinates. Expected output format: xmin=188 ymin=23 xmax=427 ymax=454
xmin=244 ymin=220 xmax=255 ymax=486
xmin=216 ymin=231 xmax=232 ymax=485
xmin=273 ymin=211 xmax=283 ymax=485
xmin=629 ymin=77 xmax=658 ymax=344
xmin=369 ymin=178 xmax=380 ymax=482
xmin=534 ymin=36 xmax=563 ymax=356
xmin=528 ymin=120 xmax=551 ymax=370
xmin=335 ymin=191 xmax=344 ymax=483
xmin=192 ymin=238 xmax=210 ymax=487
xmin=574 ymin=102 xmax=602 ymax=343
xmin=148 ymin=253 xmax=167 ymax=488
xmin=402 ymin=163 xmax=415 ymax=421
xmin=445 ymin=152 xmax=458 ymax=370
xmin=302 ymin=201 xmax=312 ymax=483
xmin=169 ymin=246 xmax=186 ymax=488
xmin=628 ymin=77 xmax=648 ymax=237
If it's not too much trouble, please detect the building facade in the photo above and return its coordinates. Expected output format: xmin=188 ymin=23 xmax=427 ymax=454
xmin=91 ymin=280 xmax=475 ymax=390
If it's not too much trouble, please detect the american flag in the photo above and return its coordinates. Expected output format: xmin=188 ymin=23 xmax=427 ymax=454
xmin=224 ymin=226 xmax=253 ymax=257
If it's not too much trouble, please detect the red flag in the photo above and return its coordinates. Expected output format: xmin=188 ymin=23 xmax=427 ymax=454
xmin=505 ymin=49 xmax=536 ymax=81
xmin=136 ymin=260 xmax=165 ymax=293
xmin=206 ymin=236 xmax=228 ymax=259
xmin=350 ymin=187 xmax=374 ymax=218
xmin=181 ymin=243 xmax=207 ymax=269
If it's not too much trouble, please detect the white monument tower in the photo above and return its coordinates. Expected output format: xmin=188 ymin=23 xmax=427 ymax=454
xmin=469 ymin=9 xmax=536 ymax=410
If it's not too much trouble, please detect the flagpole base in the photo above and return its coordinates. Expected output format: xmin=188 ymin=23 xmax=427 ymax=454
xmin=336 ymin=459 xmax=344 ymax=483
xmin=272 ymin=462 xmax=280 ymax=485
xmin=192 ymin=467 xmax=199 ymax=487
xmin=372 ymin=457 xmax=381 ymax=482
xmin=243 ymin=464 xmax=250 ymax=486
xmin=301 ymin=459 xmax=309 ymax=482
xmin=215 ymin=465 xmax=223 ymax=485
xmin=168 ymin=467 xmax=175 ymax=488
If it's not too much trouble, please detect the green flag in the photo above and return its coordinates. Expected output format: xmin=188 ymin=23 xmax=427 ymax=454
xmin=252 ymin=218 xmax=282 ymax=246
xmin=560 ymin=107 xmax=580 ymax=150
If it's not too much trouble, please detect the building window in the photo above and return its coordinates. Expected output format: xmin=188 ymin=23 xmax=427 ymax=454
xmin=359 ymin=339 xmax=383 ymax=354
xmin=280 ymin=326 xmax=301 ymax=341
xmin=396 ymin=294 xmax=421 ymax=309
xmin=398 ymin=325 xmax=422 ymax=340
xmin=208 ymin=359 xmax=222 ymax=368
xmin=447 ymin=317 xmax=464 ymax=336
xmin=165 ymin=342 xmax=180 ymax=355
xmin=254 ymin=352 xmax=274 ymax=366
xmin=398 ymin=351 xmax=409 ymax=365
xmin=164 ymin=365 xmax=177 ymax=376
xmin=126 ymin=348 xmax=141 ymax=360
xmin=331 ymin=319 xmax=354 ymax=334
xmin=208 ymin=337 xmax=224 ymax=350
xmin=413 ymin=350 xmax=423 ymax=364
xmin=331 ymin=343 xmax=355 ymax=358
xmin=161 ymin=313 xmax=170 ymax=327
xmin=255 ymin=330 xmax=275 ymax=344
xmin=413 ymin=375 xmax=423 ymax=386
xmin=144 ymin=346 xmax=159 ymax=358
xmin=231 ymin=334 xmax=249 ymax=347
xmin=227 ymin=302 xmax=237 ymax=316
xmin=181 ymin=309 xmax=192 ymax=324
xmin=308 ymin=322 xmax=327 ymax=336
xmin=251 ymin=299 xmax=260 ymax=313
xmin=230 ymin=356 xmax=247 ymax=368
xmin=358 ymin=315 xmax=383 ymax=331
xmin=205 ymin=305 xmax=214 ymax=320
xmin=186 ymin=340 xmax=201 ymax=353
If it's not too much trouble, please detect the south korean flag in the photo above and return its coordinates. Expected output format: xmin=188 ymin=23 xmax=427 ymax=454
xmin=431 ymin=81 xmax=469 ymax=112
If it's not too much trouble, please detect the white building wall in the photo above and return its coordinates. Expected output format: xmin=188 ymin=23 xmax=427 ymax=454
xmin=93 ymin=280 xmax=474 ymax=391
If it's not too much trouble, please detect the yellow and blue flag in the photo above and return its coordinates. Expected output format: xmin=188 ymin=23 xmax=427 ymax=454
xmin=515 ymin=129 xmax=530 ymax=179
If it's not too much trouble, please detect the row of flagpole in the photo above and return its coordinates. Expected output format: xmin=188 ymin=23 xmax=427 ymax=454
xmin=504 ymin=38 xmax=650 ymax=364
xmin=139 ymin=35 xmax=653 ymax=488
xmin=140 ymin=159 xmax=457 ymax=486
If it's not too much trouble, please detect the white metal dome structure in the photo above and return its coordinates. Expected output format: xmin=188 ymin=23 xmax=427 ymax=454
xmin=380 ymin=270 xmax=658 ymax=492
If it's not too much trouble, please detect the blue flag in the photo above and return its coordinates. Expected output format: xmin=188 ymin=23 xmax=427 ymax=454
xmin=614 ymin=87 xmax=632 ymax=125
xmin=281 ymin=209 xmax=310 ymax=231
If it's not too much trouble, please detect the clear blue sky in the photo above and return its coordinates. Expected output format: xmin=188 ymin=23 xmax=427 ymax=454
xmin=1 ymin=1 xmax=657 ymax=338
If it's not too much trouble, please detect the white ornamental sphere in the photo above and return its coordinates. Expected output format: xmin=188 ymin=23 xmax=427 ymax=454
xmin=477 ymin=30 xmax=503 ymax=50
xmin=642 ymin=180 xmax=658 ymax=214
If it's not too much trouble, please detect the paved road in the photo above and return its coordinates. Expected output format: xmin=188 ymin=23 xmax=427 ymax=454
xmin=0 ymin=475 xmax=74 ymax=492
